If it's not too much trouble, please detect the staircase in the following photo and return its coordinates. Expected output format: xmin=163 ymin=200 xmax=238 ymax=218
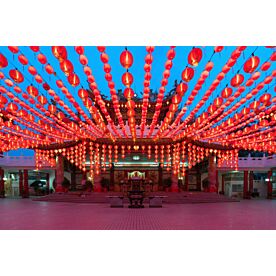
xmin=33 ymin=191 xmax=239 ymax=204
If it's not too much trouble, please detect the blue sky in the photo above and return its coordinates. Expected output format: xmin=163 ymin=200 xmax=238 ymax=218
xmin=1 ymin=46 xmax=275 ymax=156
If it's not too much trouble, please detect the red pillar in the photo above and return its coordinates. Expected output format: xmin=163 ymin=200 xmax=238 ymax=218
xmin=208 ymin=155 xmax=217 ymax=192
xmin=267 ymin=170 xmax=272 ymax=199
xmin=55 ymin=155 xmax=64 ymax=192
xmin=184 ymin=169 xmax=189 ymax=191
xmin=221 ymin=174 xmax=225 ymax=195
xmin=171 ymin=173 xmax=178 ymax=192
xmin=19 ymin=170 xmax=23 ymax=196
xmin=249 ymin=171 xmax=254 ymax=196
xmin=0 ymin=167 xmax=5 ymax=198
xmin=23 ymin=169 xmax=29 ymax=198
xmin=243 ymin=170 xmax=249 ymax=199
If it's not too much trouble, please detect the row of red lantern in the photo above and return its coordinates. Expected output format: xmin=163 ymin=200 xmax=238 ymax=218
xmin=147 ymin=47 xmax=176 ymax=138
xmin=140 ymin=46 xmax=154 ymax=137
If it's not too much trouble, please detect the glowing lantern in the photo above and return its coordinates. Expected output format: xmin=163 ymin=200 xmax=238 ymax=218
xmin=68 ymin=74 xmax=80 ymax=87
xmin=28 ymin=66 xmax=37 ymax=75
xmin=214 ymin=46 xmax=224 ymax=52
xmin=243 ymin=56 xmax=260 ymax=73
xmin=172 ymin=95 xmax=181 ymax=104
xmin=260 ymin=93 xmax=271 ymax=103
xmin=176 ymin=83 xmax=188 ymax=96
xmin=18 ymin=55 xmax=28 ymax=65
xmin=27 ymin=85 xmax=39 ymax=97
xmin=182 ymin=67 xmax=194 ymax=82
xmin=250 ymin=101 xmax=259 ymax=110
xmin=124 ymin=88 xmax=134 ymax=99
xmin=208 ymin=104 xmax=217 ymax=114
xmin=145 ymin=54 xmax=153 ymax=64
xmin=48 ymin=105 xmax=56 ymax=113
xmin=52 ymin=46 xmax=67 ymax=61
xmin=7 ymin=102 xmax=18 ymax=112
xmin=261 ymin=62 xmax=271 ymax=71
xmin=242 ymin=107 xmax=250 ymax=115
xmin=37 ymin=95 xmax=47 ymax=105
xmin=78 ymin=89 xmax=88 ymax=99
xmin=30 ymin=46 xmax=40 ymax=52
xmin=60 ymin=60 xmax=74 ymax=76
xmin=221 ymin=87 xmax=232 ymax=98
xmin=127 ymin=109 xmax=135 ymax=117
xmin=231 ymin=74 xmax=244 ymax=87
xmin=120 ymin=50 xmax=133 ymax=69
xmin=79 ymin=55 xmax=88 ymax=65
xmin=0 ymin=95 xmax=8 ymax=105
xmin=188 ymin=48 xmax=202 ymax=66
xmin=37 ymin=54 xmax=47 ymax=64
xmin=167 ymin=48 xmax=176 ymax=60
xmin=214 ymin=97 xmax=223 ymax=107
xmin=9 ymin=69 xmax=24 ymax=83
xmin=122 ymin=72 xmax=133 ymax=87
xmin=0 ymin=54 xmax=8 ymax=68
xmin=126 ymin=100 xmax=135 ymax=109
xmin=8 ymin=46 xmax=19 ymax=53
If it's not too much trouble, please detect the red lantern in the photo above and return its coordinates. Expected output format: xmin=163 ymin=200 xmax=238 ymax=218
xmin=78 ymin=89 xmax=88 ymax=99
xmin=0 ymin=53 xmax=8 ymax=68
xmin=35 ymin=75 xmax=43 ymax=83
xmin=122 ymin=72 xmax=133 ymax=87
xmin=28 ymin=66 xmax=37 ymax=75
xmin=243 ymin=56 xmax=260 ymax=73
xmin=84 ymin=66 xmax=92 ymax=76
xmin=176 ymin=83 xmax=188 ymax=96
xmin=27 ymin=85 xmax=39 ymax=97
xmin=100 ymin=53 xmax=109 ymax=63
xmin=208 ymin=104 xmax=217 ymax=114
xmin=145 ymin=54 xmax=153 ymax=64
xmin=30 ymin=46 xmax=40 ymax=52
xmin=250 ymin=101 xmax=259 ymax=110
xmin=18 ymin=55 xmax=28 ymax=65
xmin=146 ymin=46 xmax=154 ymax=53
xmin=104 ymin=63 xmax=111 ymax=73
xmin=37 ymin=95 xmax=48 ymax=105
xmin=97 ymin=46 xmax=106 ymax=52
xmin=172 ymin=95 xmax=181 ymax=104
xmin=0 ymin=95 xmax=8 ymax=105
xmin=60 ymin=60 xmax=74 ymax=76
xmin=126 ymin=100 xmax=135 ymax=109
xmin=45 ymin=64 xmax=54 ymax=74
xmin=79 ymin=55 xmax=88 ymax=65
xmin=124 ymin=88 xmax=134 ymax=99
xmin=188 ymin=48 xmax=203 ymax=66
xmin=167 ymin=48 xmax=175 ymax=60
xmin=231 ymin=74 xmax=244 ymax=87
xmin=48 ymin=105 xmax=56 ymax=113
xmin=120 ymin=50 xmax=134 ymax=69
xmin=214 ymin=46 xmax=224 ymax=52
xmin=68 ymin=74 xmax=80 ymax=87
xmin=37 ymin=54 xmax=47 ymax=64
xmin=9 ymin=69 xmax=24 ymax=83
xmin=75 ymin=46 xmax=84 ymax=55
xmin=52 ymin=46 xmax=67 ymax=61
xmin=205 ymin=62 xmax=214 ymax=72
xmin=221 ymin=87 xmax=232 ymax=98
xmin=7 ymin=102 xmax=18 ymax=112
xmin=260 ymin=93 xmax=271 ymax=103
xmin=261 ymin=62 xmax=271 ymax=71
xmin=8 ymin=46 xmax=19 ymax=54
xmin=182 ymin=67 xmax=194 ymax=82
xmin=214 ymin=97 xmax=223 ymax=107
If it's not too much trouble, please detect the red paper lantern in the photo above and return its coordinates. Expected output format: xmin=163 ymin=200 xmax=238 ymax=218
xmin=79 ymin=55 xmax=88 ymax=65
xmin=120 ymin=50 xmax=133 ymax=69
xmin=167 ymin=48 xmax=176 ymax=60
xmin=208 ymin=104 xmax=217 ymax=114
xmin=146 ymin=46 xmax=154 ymax=53
xmin=126 ymin=100 xmax=135 ymax=109
xmin=214 ymin=97 xmax=223 ymax=107
xmin=28 ymin=66 xmax=37 ymax=75
xmin=124 ymin=88 xmax=134 ymax=99
xmin=84 ymin=66 xmax=92 ymax=76
xmin=7 ymin=102 xmax=18 ymax=112
xmin=75 ymin=46 xmax=84 ymax=55
xmin=52 ymin=46 xmax=67 ymax=61
xmin=68 ymin=74 xmax=80 ymax=87
xmin=122 ymin=72 xmax=133 ymax=87
xmin=231 ymin=74 xmax=244 ymax=87
xmin=37 ymin=95 xmax=48 ymax=105
xmin=27 ymin=85 xmax=39 ymax=97
xmin=188 ymin=48 xmax=203 ymax=66
xmin=205 ymin=62 xmax=214 ymax=72
xmin=244 ymin=56 xmax=260 ymax=73
xmin=176 ymin=83 xmax=188 ymax=96
xmin=37 ymin=54 xmax=47 ymax=64
xmin=261 ymin=62 xmax=271 ymax=71
xmin=214 ymin=46 xmax=224 ymax=52
xmin=9 ymin=69 xmax=24 ymax=83
xmin=260 ymin=93 xmax=271 ymax=103
xmin=145 ymin=54 xmax=153 ymax=64
xmin=97 ymin=46 xmax=106 ymax=52
xmin=182 ymin=67 xmax=194 ymax=82
xmin=45 ymin=64 xmax=54 ymax=74
xmin=60 ymin=60 xmax=74 ymax=76
xmin=100 ymin=53 xmax=109 ymax=63
xmin=221 ymin=87 xmax=232 ymax=98
xmin=18 ymin=55 xmax=28 ymax=65
xmin=8 ymin=46 xmax=19 ymax=54
xmin=0 ymin=53 xmax=8 ymax=68
xmin=172 ymin=94 xmax=181 ymax=104
xmin=78 ymin=89 xmax=88 ymax=99
xmin=0 ymin=95 xmax=8 ymax=104
xmin=30 ymin=46 xmax=40 ymax=52
xmin=35 ymin=75 xmax=43 ymax=83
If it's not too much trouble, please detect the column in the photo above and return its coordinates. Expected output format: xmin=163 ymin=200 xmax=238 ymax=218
xmin=208 ymin=155 xmax=217 ymax=192
xmin=71 ymin=168 xmax=76 ymax=190
xmin=184 ymin=169 xmax=189 ymax=191
xmin=46 ymin=173 xmax=50 ymax=194
xmin=93 ymin=174 xmax=102 ymax=192
xmin=55 ymin=155 xmax=64 ymax=192
xmin=110 ymin=163 xmax=114 ymax=191
xmin=249 ymin=171 xmax=254 ymax=196
xmin=196 ymin=169 xmax=201 ymax=191
xmin=19 ymin=170 xmax=23 ymax=196
xmin=0 ymin=167 xmax=5 ymax=198
xmin=243 ymin=170 xmax=249 ymax=199
xmin=221 ymin=174 xmax=225 ymax=195
xmin=171 ymin=172 xmax=178 ymax=192
xmin=23 ymin=169 xmax=29 ymax=198
xmin=267 ymin=170 xmax=272 ymax=199
xmin=158 ymin=164 xmax=163 ymax=191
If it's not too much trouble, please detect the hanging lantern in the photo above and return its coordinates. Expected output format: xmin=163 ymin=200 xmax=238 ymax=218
xmin=260 ymin=93 xmax=271 ymax=103
xmin=208 ymin=104 xmax=217 ymax=114
xmin=8 ymin=46 xmax=19 ymax=54
xmin=7 ymin=102 xmax=18 ymax=112
xmin=181 ymin=67 xmax=194 ymax=82
xmin=120 ymin=49 xmax=134 ymax=69
xmin=172 ymin=94 xmax=182 ymax=104
xmin=97 ymin=46 xmax=106 ymax=52
xmin=78 ymin=88 xmax=88 ymax=99
xmin=167 ymin=48 xmax=176 ymax=60
xmin=30 ymin=46 xmax=40 ymax=52
xmin=45 ymin=64 xmax=54 ymax=74
xmin=48 ymin=105 xmax=56 ymax=113
xmin=37 ymin=95 xmax=48 ymax=105
xmin=188 ymin=48 xmax=203 ymax=66
xmin=35 ymin=75 xmax=43 ymax=83
xmin=176 ymin=82 xmax=188 ymax=96
xmin=261 ymin=62 xmax=271 ymax=71
xmin=0 ymin=95 xmax=8 ymax=105
xmin=145 ymin=54 xmax=153 ymax=64
xmin=52 ymin=46 xmax=67 ymax=61
xmin=79 ymin=55 xmax=88 ymax=65
xmin=18 ymin=55 xmax=28 ymax=65
xmin=60 ymin=60 xmax=74 ymax=76
xmin=231 ymin=74 xmax=244 ymax=87
xmin=0 ymin=53 xmax=8 ymax=68
xmin=67 ymin=74 xmax=80 ymax=87
xmin=100 ymin=53 xmax=109 ymax=63
xmin=75 ymin=46 xmax=84 ymax=55
xmin=214 ymin=46 xmax=224 ymax=52
xmin=27 ymin=85 xmax=39 ymax=97
xmin=122 ymin=72 xmax=133 ymax=87
xmin=221 ymin=87 xmax=232 ymax=98
xmin=37 ymin=54 xmax=47 ymax=64
xmin=243 ymin=56 xmax=260 ymax=73
xmin=28 ymin=66 xmax=37 ymax=75
xmin=214 ymin=97 xmax=223 ymax=107
xmin=9 ymin=69 xmax=24 ymax=83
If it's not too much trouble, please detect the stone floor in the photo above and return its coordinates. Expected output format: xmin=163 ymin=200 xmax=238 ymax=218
xmin=1 ymin=198 xmax=276 ymax=230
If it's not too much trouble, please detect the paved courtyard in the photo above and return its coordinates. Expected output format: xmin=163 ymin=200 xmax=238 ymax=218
xmin=1 ymin=199 xmax=276 ymax=230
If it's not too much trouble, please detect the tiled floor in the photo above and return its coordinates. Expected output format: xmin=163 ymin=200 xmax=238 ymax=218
xmin=1 ymin=199 xmax=276 ymax=230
